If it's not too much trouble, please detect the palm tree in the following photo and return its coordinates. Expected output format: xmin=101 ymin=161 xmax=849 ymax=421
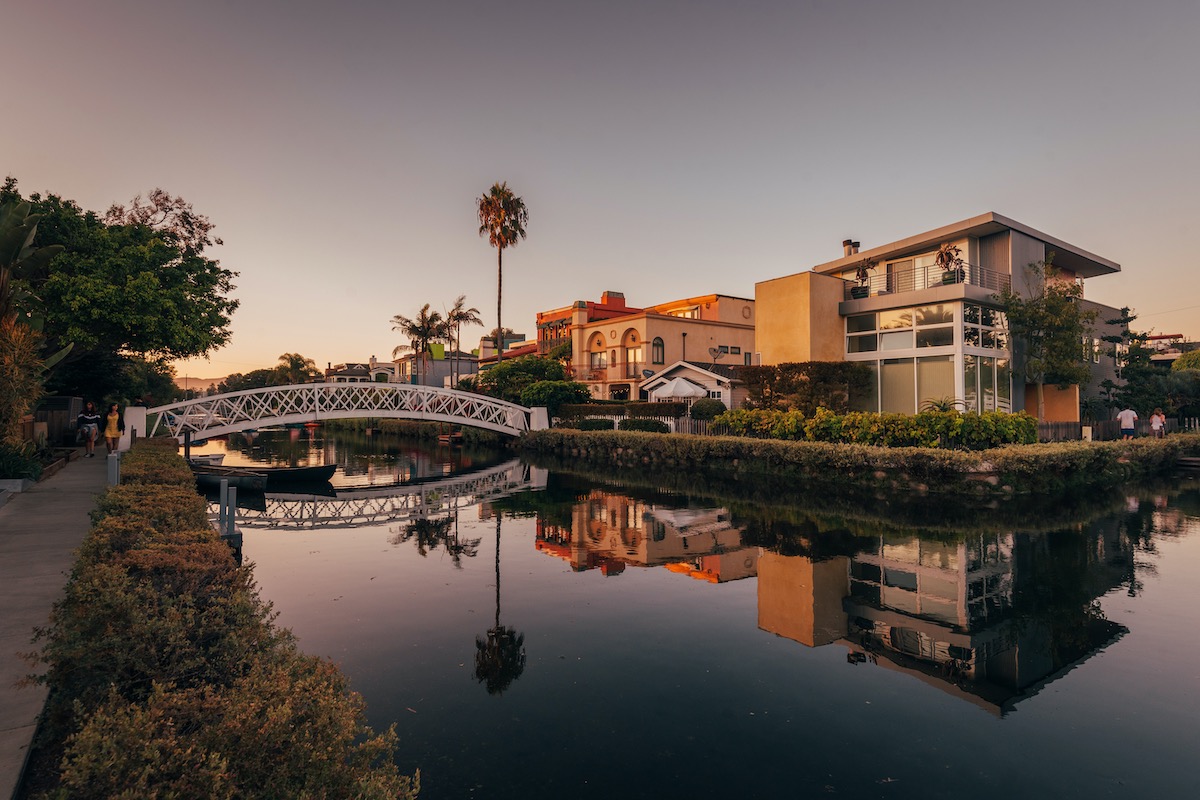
xmin=276 ymin=352 xmax=319 ymax=384
xmin=391 ymin=304 xmax=446 ymax=385
xmin=445 ymin=294 xmax=482 ymax=388
xmin=474 ymin=515 xmax=526 ymax=695
xmin=476 ymin=182 xmax=528 ymax=365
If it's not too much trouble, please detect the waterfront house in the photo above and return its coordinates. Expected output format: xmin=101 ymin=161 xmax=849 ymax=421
xmin=394 ymin=343 xmax=479 ymax=388
xmin=538 ymin=292 xmax=756 ymax=401
xmin=754 ymin=213 xmax=1125 ymax=421
xmin=638 ymin=360 xmax=747 ymax=408
xmin=325 ymin=356 xmax=395 ymax=383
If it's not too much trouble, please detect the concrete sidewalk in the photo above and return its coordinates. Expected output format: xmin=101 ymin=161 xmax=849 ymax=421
xmin=0 ymin=451 xmax=107 ymax=800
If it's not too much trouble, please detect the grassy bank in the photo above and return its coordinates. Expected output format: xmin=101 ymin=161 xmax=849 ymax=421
xmin=25 ymin=438 xmax=418 ymax=799
xmin=519 ymin=429 xmax=1200 ymax=496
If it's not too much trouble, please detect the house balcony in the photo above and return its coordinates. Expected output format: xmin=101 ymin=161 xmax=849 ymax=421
xmin=843 ymin=262 xmax=1011 ymax=301
xmin=571 ymin=364 xmax=643 ymax=383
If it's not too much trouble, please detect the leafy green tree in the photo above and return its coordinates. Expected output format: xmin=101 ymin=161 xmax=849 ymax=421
xmin=1172 ymin=350 xmax=1200 ymax=371
xmin=445 ymin=294 xmax=482 ymax=387
xmin=519 ymin=380 xmax=590 ymax=417
xmin=218 ymin=369 xmax=278 ymax=393
xmin=275 ymin=352 xmax=320 ymax=384
xmin=998 ymin=256 xmax=1097 ymax=421
xmin=1 ymin=179 xmax=238 ymax=402
xmin=391 ymin=304 xmax=447 ymax=385
xmin=477 ymin=182 xmax=528 ymax=365
xmin=474 ymin=355 xmax=569 ymax=405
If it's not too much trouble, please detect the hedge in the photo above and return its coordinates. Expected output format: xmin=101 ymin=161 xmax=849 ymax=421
xmin=559 ymin=401 xmax=687 ymax=419
xmin=619 ymin=418 xmax=671 ymax=433
xmin=27 ymin=439 xmax=419 ymax=798
xmin=517 ymin=429 xmax=1200 ymax=496
xmin=714 ymin=407 xmax=1037 ymax=449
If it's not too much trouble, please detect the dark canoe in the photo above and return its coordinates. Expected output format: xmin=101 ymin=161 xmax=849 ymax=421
xmin=191 ymin=464 xmax=268 ymax=492
xmin=260 ymin=464 xmax=337 ymax=488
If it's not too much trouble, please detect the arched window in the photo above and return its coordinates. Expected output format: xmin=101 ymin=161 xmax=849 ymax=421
xmin=651 ymin=337 xmax=665 ymax=364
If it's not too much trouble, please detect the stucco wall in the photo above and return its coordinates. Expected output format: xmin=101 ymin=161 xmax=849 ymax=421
xmin=755 ymin=272 xmax=845 ymax=365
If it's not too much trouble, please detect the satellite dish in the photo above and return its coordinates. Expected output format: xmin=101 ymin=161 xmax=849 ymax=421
xmin=642 ymin=370 xmax=655 ymax=378
xmin=708 ymin=347 xmax=723 ymax=360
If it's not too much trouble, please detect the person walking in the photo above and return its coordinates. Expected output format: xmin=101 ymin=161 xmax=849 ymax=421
xmin=1150 ymin=408 xmax=1166 ymax=439
xmin=1116 ymin=406 xmax=1139 ymax=441
xmin=76 ymin=401 xmax=102 ymax=457
xmin=103 ymin=403 xmax=125 ymax=454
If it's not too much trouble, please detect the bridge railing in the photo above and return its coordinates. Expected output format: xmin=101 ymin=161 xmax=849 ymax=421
xmin=144 ymin=382 xmax=534 ymax=440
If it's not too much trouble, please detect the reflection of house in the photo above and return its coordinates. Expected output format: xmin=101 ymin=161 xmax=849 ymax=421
xmin=394 ymin=344 xmax=479 ymax=387
xmin=757 ymin=528 xmax=1130 ymax=715
xmin=534 ymin=492 xmax=758 ymax=582
xmin=326 ymin=356 xmax=395 ymax=383
xmin=639 ymin=361 xmax=747 ymax=409
xmin=755 ymin=213 xmax=1125 ymax=421
xmin=539 ymin=292 xmax=755 ymax=401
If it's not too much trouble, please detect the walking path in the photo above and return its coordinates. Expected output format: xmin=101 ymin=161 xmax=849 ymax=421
xmin=0 ymin=452 xmax=107 ymax=800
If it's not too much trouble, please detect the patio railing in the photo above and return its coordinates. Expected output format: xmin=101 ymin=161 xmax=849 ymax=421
xmin=845 ymin=262 xmax=1011 ymax=301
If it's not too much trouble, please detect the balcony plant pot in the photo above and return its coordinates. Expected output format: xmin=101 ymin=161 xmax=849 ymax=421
xmin=850 ymin=285 xmax=870 ymax=299
xmin=941 ymin=269 xmax=963 ymax=285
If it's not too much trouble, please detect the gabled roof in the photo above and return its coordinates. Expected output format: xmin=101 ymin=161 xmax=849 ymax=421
xmin=637 ymin=360 xmax=742 ymax=391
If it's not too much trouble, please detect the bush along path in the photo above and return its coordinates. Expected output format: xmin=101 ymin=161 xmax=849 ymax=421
xmin=518 ymin=429 xmax=1200 ymax=497
xmin=23 ymin=438 xmax=419 ymax=799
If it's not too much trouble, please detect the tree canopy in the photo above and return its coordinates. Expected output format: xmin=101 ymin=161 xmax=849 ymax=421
xmin=1 ymin=178 xmax=238 ymax=402
xmin=998 ymin=256 xmax=1096 ymax=421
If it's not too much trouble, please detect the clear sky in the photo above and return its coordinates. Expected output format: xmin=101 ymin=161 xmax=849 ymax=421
xmin=6 ymin=0 xmax=1198 ymax=379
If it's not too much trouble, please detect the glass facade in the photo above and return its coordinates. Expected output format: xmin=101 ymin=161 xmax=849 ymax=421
xmin=845 ymin=301 xmax=1010 ymax=413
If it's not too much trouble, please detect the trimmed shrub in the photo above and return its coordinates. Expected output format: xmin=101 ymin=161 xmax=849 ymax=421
xmin=91 ymin=483 xmax=209 ymax=532
xmin=520 ymin=380 xmax=591 ymax=417
xmin=561 ymin=418 xmax=616 ymax=431
xmin=559 ymin=403 xmax=624 ymax=419
xmin=119 ymin=444 xmax=196 ymax=487
xmin=626 ymin=402 xmax=686 ymax=418
xmin=690 ymin=398 xmax=726 ymax=420
xmin=618 ymin=418 xmax=671 ymax=433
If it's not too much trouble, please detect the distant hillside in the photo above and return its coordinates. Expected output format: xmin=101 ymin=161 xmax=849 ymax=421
xmin=174 ymin=376 xmax=228 ymax=392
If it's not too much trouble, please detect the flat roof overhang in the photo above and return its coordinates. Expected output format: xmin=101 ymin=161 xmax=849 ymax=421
xmin=811 ymin=212 xmax=1121 ymax=280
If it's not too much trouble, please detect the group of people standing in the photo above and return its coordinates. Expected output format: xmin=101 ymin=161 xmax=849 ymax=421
xmin=75 ymin=401 xmax=124 ymax=458
xmin=1115 ymin=406 xmax=1168 ymax=440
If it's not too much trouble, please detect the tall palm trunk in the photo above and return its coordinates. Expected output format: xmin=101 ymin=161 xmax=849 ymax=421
xmin=496 ymin=249 xmax=503 ymax=365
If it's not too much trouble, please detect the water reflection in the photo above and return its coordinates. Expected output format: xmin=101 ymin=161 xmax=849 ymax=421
xmin=474 ymin=516 xmax=526 ymax=695
xmin=508 ymin=474 xmax=1195 ymax=717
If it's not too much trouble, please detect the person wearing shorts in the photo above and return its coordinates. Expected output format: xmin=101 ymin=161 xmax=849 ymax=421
xmin=77 ymin=401 xmax=102 ymax=457
xmin=1116 ymin=406 xmax=1138 ymax=440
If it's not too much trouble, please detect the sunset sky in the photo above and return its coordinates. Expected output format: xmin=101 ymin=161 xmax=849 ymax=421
xmin=7 ymin=0 xmax=1198 ymax=379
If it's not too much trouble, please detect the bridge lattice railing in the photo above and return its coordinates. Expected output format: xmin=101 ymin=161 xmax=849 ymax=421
xmin=147 ymin=383 xmax=531 ymax=438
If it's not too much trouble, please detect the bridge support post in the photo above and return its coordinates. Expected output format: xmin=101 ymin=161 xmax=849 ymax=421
xmin=530 ymin=406 xmax=550 ymax=431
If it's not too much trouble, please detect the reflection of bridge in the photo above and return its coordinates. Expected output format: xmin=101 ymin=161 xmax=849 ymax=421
xmin=225 ymin=460 xmax=543 ymax=530
xmin=131 ymin=383 xmax=547 ymax=440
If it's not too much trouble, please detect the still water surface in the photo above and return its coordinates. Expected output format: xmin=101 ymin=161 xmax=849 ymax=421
xmin=196 ymin=430 xmax=1200 ymax=799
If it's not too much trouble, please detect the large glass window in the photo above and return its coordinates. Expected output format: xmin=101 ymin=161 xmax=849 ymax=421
xmin=881 ymin=358 xmax=915 ymax=414
xmin=981 ymin=356 xmax=996 ymax=411
xmin=849 ymin=362 xmax=879 ymax=412
xmin=997 ymin=358 xmax=1012 ymax=412
xmin=917 ymin=356 xmax=955 ymax=408
xmin=964 ymin=303 xmax=1008 ymax=353
xmin=880 ymin=330 xmax=914 ymax=350
xmin=964 ymin=354 xmax=978 ymax=412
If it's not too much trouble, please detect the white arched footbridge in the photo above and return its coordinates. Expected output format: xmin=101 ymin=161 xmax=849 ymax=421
xmin=128 ymin=383 xmax=548 ymax=441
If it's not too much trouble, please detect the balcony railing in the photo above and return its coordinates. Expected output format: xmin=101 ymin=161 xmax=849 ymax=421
xmin=571 ymin=364 xmax=644 ymax=383
xmin=844 ymin=262 xmax=1011 ymax=301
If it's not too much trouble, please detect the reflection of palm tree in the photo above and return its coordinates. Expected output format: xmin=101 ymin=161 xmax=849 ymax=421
xmin=475 ymin=516 xmax=526 ymax=694
xmin=393 ymin=516 xmax=453 ymax=557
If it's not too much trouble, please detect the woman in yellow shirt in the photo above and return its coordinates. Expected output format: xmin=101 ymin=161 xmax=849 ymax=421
xmin=104 ymin=403 xmax=125 ymax=454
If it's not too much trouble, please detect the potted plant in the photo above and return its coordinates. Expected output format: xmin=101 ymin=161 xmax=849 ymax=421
xmin=937 ymin=243 xmax=965 ymax=284
xmin=850 ymin=259 xmax=875 ymax=299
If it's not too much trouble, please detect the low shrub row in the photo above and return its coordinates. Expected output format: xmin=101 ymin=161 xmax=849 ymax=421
xmin=29 ymin=439 xmax=419 ymax=798
xmin=559 ymin=401 xmax=688 ymax=419
xmin=518 ymin=429 xmax=1200 ymax=495
xmin=714 ymin=408 xmax=1037 ymax=449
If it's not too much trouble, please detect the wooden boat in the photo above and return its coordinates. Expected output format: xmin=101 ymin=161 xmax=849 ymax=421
xmin=188 ymin=453 xmax=225 ymax=466
xmin=191 ymin=463 xmax=268 ymax=491
xmin=191 ymin=463 xmax=336 ymax=491
xmin=260 ymin=464 xmax=337 ymax=487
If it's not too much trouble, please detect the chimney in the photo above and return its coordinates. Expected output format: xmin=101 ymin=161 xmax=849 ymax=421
xmin=852 ymin=241 xmax=860 ymax=255
xmin=600 ymin=291 xmax=626 ymax=308
xmin=843 ymin=239 xmax=853 ymax=257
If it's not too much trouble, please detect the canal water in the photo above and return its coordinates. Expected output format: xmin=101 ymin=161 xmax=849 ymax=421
xmin=194 ymin=429 xmax=1200 ymax=799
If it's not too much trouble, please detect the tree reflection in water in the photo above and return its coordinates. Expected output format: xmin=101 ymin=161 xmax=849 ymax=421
xmin=475 ymin=516 xmax=526 ymax=695
xmin=392 ymin=513 xmax=481 ymax=567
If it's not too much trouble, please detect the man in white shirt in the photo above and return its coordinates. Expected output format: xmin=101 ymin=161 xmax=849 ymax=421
xmin=1116 ymin=407 xmax=1138 ymax=440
